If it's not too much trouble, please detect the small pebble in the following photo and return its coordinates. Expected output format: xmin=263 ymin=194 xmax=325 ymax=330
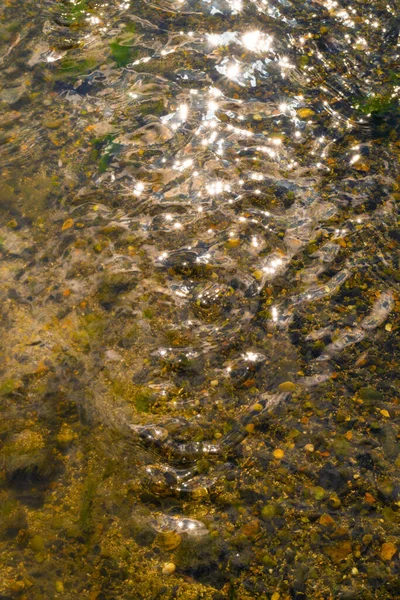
xmin=304 ymin=444 xmax=314 ymax=452
xmin=261 ymin=504 xmax=277 ymax=520
xmin=105 ymin=350 xmax=122 ymax=361
xmin=381 ymin=542 xmax=397 ymax=561
xmin=297 ymin=107 xmax=315 ymax=119
xmin=278 ymin=381 xmax=297 ymax=392
xmin=30 ymin=535 xmax=45 ymax=552
xmin=328 ymin=494 xmax=341 ymax=508
xmin=158 ymin=530 xmax=182 ymax=551
xmin=362 ymin=534 xmax=373 ymax=545
xmin=61 ymin=218 xmax=74 ymax=231
xmin=273 ymin=448 xmax=285 ymax=459
xmin=312 ymin=486 xmax=326 ymax=500
xmin=162 ymin=562 xmax=176 ymax=576
xmin=319 ymin=513 xmax=335 ymax=527
xmin=365 ymin=493 xmax=376 ymax=504
xmin=241 ymin=519 xmax=260 ymax=536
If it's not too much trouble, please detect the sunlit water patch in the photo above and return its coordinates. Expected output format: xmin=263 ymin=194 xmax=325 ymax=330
xmin=0 ymin=0 xmax=399 ymax=597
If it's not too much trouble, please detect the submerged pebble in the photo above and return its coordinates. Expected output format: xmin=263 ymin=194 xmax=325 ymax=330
xmin=162 ymin=563 xmax=176 ymax=576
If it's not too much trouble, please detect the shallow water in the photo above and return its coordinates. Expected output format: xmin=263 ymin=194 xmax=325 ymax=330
xmin=0 ymin=0 xmax=399 ymax=598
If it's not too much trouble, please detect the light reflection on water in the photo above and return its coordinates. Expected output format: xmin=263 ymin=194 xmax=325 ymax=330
xmin=0 ymin=0 xmax=399 ymax=596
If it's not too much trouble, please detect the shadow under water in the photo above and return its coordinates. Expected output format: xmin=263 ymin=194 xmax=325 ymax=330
xmin=0 ymin=0 xmax=399 ymax=597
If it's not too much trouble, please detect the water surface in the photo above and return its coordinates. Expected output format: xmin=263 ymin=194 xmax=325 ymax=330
xmin=0 ymin=0 xmax=399 ymax=598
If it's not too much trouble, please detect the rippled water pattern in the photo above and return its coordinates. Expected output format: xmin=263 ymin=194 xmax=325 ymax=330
xmin=0 ymin=0 xmax=399 ymax=598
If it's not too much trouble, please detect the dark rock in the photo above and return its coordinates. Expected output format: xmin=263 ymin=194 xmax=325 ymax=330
xmin=318 ymin=463 xmax=346 ymax=491
xmin=243 ymin=577 xmax=268 ymax=595
xmin=380 ymin=425 xmax=399 ymax=460
xmin=356 ymin=453 xmax=374 ymax=471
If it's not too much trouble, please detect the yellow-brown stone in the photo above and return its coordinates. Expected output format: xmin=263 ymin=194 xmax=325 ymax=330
xmin=381 ymin=542 xmax=397 ymax=561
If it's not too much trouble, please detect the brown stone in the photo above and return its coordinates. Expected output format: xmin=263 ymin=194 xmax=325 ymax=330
xmin=354 ymin=161 xmax=370 ymax=172
xmin=325 ymin=541 xmax=352 ymax=563
xmin=157 ymin=531 xmax=182 ymax=551
xmin=333 ymin=526 xmax=350 ymax=539
xmin=297 ymin=108 xmax=315 ymax=119
xmin=365 ymin=493 xmax=376 ymax=504
xmin=319 ymin=513 xmax=335 ymax=527
xmin=61 ymin=218 xmax=74 ymax=231
xmin=241 ymin=519 xmax=260 ymax=537
xmin=381 ymin=542 xmax=397 ymax=561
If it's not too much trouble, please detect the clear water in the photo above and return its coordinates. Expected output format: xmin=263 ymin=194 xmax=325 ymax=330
xmin=0 ymin=0 xmax=399 ymax=598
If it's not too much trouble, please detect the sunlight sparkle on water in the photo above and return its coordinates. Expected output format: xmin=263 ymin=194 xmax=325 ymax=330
xmin=179 ymin=104 xmax=189 ymax=122
xmin=242 ymin=31 xmax=273 ymax=53
xmin=226 ymin=62 xmax=241 ymax=80
xmin=229 ymin=0 xmax=243 ymax=12
xmin=133 ymin=182 xmax=144 ymax=197
xmin=244 ymin=352 xmax=260 ymax=362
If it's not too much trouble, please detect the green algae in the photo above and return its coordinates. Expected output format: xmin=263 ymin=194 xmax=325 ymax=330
xmin=0 ymin=379 xmax=18 ymax=396
xmin=355 ymin=94 xmax=399 ymax=117
xmin=79 ymin=475 xmax=99 ymax=536
xmin=59 ymin=57 xmax=98 ymax=77
xmin=110 ymin=380 xmax=154 ymax=413
xmin=359 ymin=387 xmax=383 ymax=402
xmin=110 ymin=42 xmax=138 ymax=67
